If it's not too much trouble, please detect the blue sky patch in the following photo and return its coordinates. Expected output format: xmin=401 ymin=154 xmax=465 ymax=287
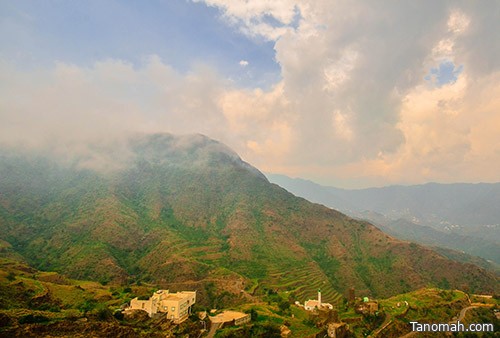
xmin=0 ymin=0 xmax=280 ymax=88
xmin=425 ymin=60 xmax=463 ymax=86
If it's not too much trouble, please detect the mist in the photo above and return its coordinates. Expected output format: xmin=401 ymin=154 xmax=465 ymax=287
xmin=1 ymin=1 xmax=499 ymax=188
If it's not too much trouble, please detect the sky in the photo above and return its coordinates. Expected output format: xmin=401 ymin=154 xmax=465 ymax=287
xmin=1 ymin=0 xmax=499 ymax=188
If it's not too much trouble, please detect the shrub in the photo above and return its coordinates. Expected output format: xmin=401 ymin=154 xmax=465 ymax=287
xmin=95 ymin=304 xmax=113 ymax=321
xmin=247 ymin=308 xmax=258 ymax=321
xmin=278 ymin=299 xmax=291 ymax=313
xmin=113 ymin=310 xmax=124 ymax=320
xmin=78 ymin=299 xmax=97 ymax=315
xmin=6 ymin=272 xmax=15 ymax=281
xmin=18 ymin=314 xmax=49 ymax=324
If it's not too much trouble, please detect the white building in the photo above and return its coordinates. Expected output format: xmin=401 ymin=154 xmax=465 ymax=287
xmin=129 ymin=290 xmax=196 ymax=323
xmin=304 ymin=290 xmax=333 ymax=311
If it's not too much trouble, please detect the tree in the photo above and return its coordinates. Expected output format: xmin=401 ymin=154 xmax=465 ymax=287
xmin=247 ymin=308 xmax=258 ymax=321
xmin=96 ymin=304 xmax=113 ymax=320
xmin=78 ymin=299 xmax=97 ymax=315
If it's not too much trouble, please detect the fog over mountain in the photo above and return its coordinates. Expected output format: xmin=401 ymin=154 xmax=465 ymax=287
xmin=1 ymin=134 xmax=497 ymax=301
xmin=1 ymin=1 xmax=500 ymax=188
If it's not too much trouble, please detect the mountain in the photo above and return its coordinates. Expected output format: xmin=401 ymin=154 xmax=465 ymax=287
xmin=267 ymin=174 xmax=500 ymax=265
xmin=0 ymin=133 xmax=498 ymax=303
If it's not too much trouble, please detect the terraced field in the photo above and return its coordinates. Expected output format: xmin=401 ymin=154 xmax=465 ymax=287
xmin=262 ymin=263 xmax=343 ymax=305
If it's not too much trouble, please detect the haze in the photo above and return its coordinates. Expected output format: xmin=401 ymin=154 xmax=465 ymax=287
xmin=1 ymin=0 xmax=499 ymax=188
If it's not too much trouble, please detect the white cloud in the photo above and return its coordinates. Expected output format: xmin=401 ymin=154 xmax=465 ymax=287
xmin=2 ymin=2 xmax=499 ymax=187
xmin=331 ymin=109 xmax=354 ymax=142
xmin=199 ymin=1 xmax=499 ymax=186
xmin=194 ymin=0 xmax=298 ymax=40
xmin=0 ymin=57 xmax=227 ymax=156
xmin=447 ymin=10 xmax=470 ymax=34
xmin=323 ymin=48 xmax=359 ymax=92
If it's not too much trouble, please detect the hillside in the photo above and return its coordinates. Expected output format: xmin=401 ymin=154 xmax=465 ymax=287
xmin=268 ymin=174 xmax=500 ymax=265
xmin=0 ymin=133 xmax=498 ymax=303
xmin=3 ymin=255 xmax=496 ymax=338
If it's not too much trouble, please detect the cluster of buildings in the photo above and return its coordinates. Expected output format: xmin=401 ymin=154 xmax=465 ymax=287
xmin=127 ymin=289 xmax=196 ymax=323
xmin=125 ymin=286 xmax=376 ymax=337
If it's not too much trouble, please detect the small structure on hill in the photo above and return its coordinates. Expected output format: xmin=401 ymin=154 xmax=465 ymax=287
xmin=280 ymin=324 xmax=292 ymax=337
xmin=355 ymin=298 xmax=379 ymax=316
xmin=128 ymin=289 xmax=196 ymax=323
xmin=209 ymin=311 xmax=250 ymax=327
xmin=347 ymin=287 xmax=355 ymax=304
xmin=303 ymin=290 xmax=334 ymax=311
xmin=327 ymin=322 xmax=348 ymax=338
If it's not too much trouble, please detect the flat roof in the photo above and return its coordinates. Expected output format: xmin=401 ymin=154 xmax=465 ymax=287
xmin=209 ymin=311 xmax=249 ymax=323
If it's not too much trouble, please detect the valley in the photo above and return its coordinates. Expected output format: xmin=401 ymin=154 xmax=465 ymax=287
xmin=268 ymin=174 xmax=500 ymax=268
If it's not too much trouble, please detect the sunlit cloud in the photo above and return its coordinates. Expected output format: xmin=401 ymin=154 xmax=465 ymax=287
xmin=1 ymin=1 xmax=499 ymax=187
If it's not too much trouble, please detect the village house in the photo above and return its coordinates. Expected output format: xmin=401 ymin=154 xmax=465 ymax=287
xmin=128 ymin=290 xmax=196 ymax=323
xmin=355 ymin=299 xmax=379 ymax=316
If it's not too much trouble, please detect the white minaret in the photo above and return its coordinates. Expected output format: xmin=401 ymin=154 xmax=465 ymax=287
xmin=318 ymin=289 xmax=322 ymax=308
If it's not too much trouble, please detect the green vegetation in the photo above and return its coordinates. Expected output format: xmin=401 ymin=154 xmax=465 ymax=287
xmin=0 ymin=133 xmax=498 ymax=337
xmin=216 ymin=323 xmax=281 ymax=338
xmin=1 ymin=256 xmax=498 ymax=337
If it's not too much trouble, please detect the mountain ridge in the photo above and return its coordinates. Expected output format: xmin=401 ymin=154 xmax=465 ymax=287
xmin=267 ymin=173 xmax=500 ymax=264
xmin=0 ymin=133 xmax=497 ymax=302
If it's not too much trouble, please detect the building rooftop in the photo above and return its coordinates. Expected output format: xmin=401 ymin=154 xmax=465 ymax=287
xmin=210 ymin=311 xmax=249 ymax=323
xmin=305 ymin=300 xmax=320 ymax=307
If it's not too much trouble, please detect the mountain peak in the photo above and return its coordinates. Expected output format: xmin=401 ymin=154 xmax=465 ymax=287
xmin=132 ymin=133 xmax=238 ymax=161
xmin=129 ymin=133 xmax=267 ymax=180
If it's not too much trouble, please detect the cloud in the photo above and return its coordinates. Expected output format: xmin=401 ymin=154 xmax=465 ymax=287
xmin=218 ymin=82 xmax=295 ymax=163
xmin=353 ymin=71 xmax=500 ymax=186
xmin=194 ymin=0 xmax=299 ymax=40
xmin=0 ymin=56 xmax=229 ymax=166
xmin=0 ymin=56 xmax=294 ymax=172
xmin=198 ymin=1 xmax=499 ymax=187
xmin=1 ymin=2 xmax=499 ymax=187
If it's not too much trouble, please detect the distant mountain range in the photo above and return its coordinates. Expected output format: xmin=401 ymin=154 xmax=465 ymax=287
xmin=267 ymin=174 xmax=500 ymax=267
xmin=0 ymin=134 xmax=497 ymax=303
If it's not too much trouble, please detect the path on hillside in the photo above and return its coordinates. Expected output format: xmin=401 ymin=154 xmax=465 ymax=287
xmin=370 ymin=316 xmax=393 ymax=337
xmin=206 ymin=322 xmax=222 ymax=338
xmin=369 ymin=301 xmax=409 ymax=337
xmin=454 ymin=303 xmax=494 ymax=322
